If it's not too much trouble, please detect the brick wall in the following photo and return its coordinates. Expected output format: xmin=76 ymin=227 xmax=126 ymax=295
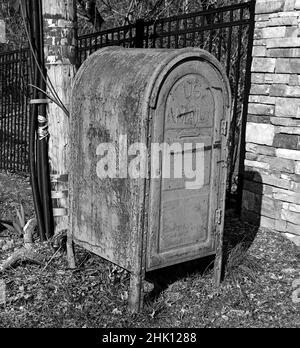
xmin=243 ymin=0 xmax=300 ymax=245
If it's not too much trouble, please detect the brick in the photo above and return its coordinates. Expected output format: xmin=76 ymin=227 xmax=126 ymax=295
xmin=250 ymin=84 xmax=271 ymax=95
xmin=244 ymin=180 xmax=266 ymax=195
xmin=255 ymin=0 xmax=285 ymax=14
xmin=290 ymin=180 xmax=300 ymax=191
xmin=256 ymin=21 xmax=270 ymax=28
xmin=284 ymin=0 xmax=296 ymax=11
xmin=269 ymin=16 xmax=298 ymax=26
xmin=245 ymin=160 xmax=270 ymax=170
xmin=255 ymin=14 xmax=271 ymax=22
xmin=264 ymin=155 xmax=295 ymax=172
xmin=246 ymin=143 xmax=258 ymax=153
xmin=285 ymin=27 xmax=298 ymax=37
xmin=270 ymin=117 xmax=300 ymax=126
xmin=261 ymin=216 xmax=276 ymax=229
xmin=269 ymin=11 xmax=298 ymax=17
xmin=270 ymin=84 xmax=287 ymax=97
xmin=275 ymin=58 xmax=300 ymax=73
xmin=248 ymin=115 xmax=271 ymax=124
xmin=242 ymin=190 xmax=262 ymax=213
xmin=271 ymin=84 xmax=300 ymax=97
xmin=244 ymin=191 xmax=277 ymax=219
xmin=260 ymin=172 xmax=291 ymax=190
xmin=253 ymin=45 xmax=267 ymax=57
xmin=254 ymin=39 xmax=268 ymax=47
xmin=246 ymin=123 xmax=275 ymax=145
xmin=275 ymin=219 xmax=288 ymax=232
xmin=261 ymin=196 xmax=278 ymax=218
xmin=291 ymin=174 xmax=300 ymax=183
xmin=261 ymin=26 xmax=287 ymax=38
xmin=267 ymin=48 xmax=300 ymax=58
xmin=277 ymin=126 xmax=300 ymax=135
xmin=252 ymin=57 xmax=276 ymax=73
xmin=267 ymin=38 xmax=300 ymax=49
xmin=246 ymin=144 xmax=276 ymax=156
xmin=248 ymin=103 xmax=275 ymax=116
xmin=252 ymin=73 xmax=266 ymax=83
xmin=246 ymin=152 xmax=258 ymax=161
xmin=275 ymin=148 xmax=300 ymax=160
xmin=283 ymin=202 xmax=300 ymax=213
xmin=273 ymin=188 xmax=300 ymax=203
xmin=289 ymin=74 xmax=300 ymax=86
xmin=265 ymin=73 xmax=289 ymax=84
xmin=275 ymin=97 xmax=300 ymax=118
xmin=282 ymin=210 xmax=300 ymax=225
xmin=273 ymin=133 xmax=300 ymax=150
xmin=249 ymin=95 xmax=276 ymax=104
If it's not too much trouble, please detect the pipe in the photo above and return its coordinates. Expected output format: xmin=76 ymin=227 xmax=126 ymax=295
xmin=36 ymin=0 xmax=54 ymax=239
xmin=27 ymin=0 xmax=51 ymax=241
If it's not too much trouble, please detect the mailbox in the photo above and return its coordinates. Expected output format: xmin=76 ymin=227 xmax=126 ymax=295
xmin=70 ymin=47 xmax=231 ymax=312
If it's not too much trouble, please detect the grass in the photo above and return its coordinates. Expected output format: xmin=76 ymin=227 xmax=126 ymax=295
xmin=0 ymin=171 xmax=299 ymax=328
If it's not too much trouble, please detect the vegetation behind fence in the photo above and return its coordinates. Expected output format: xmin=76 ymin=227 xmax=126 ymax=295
xmin=0 ymin=48 xmax=32 ymax=173
xmin=0 ymin=1 xmax=255 ymax=189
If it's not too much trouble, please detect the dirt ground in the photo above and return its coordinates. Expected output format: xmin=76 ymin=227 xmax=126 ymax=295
xmin=0 ymin=171 xmax=299 ymax=328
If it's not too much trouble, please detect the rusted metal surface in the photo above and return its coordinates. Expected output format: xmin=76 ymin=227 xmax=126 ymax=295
xmin=70 ymin=47 xmax=231 ymax=311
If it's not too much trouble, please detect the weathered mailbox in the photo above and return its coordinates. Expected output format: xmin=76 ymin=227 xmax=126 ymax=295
xmin=70 ymin=47 xmax=232 ymax=312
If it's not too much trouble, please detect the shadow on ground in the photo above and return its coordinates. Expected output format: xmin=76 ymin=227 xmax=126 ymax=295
xmin=145 ymin=170 xmax=263 ymax=302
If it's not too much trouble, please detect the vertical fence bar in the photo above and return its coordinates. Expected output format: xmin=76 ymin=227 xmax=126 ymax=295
xmin=168 ymin=20 xmax=171 ymax=48
xmin=7 ymin=54 xmax=11 ymax=172
xmin=0 ymin=54 xmax=3 ymax=170
xmin=4 ymin=54 xmax=9 ymax=171
xmin=135 ymin=19 xmax=145 ymax=48
xmin=237 ymin=0 xmax=256 ymax=214
xmin=226 ymin=10 xmax=233 ymax=77
xmin=13 ymin=53 xmax=17 ymax=171
xmin=218 ymin=12 xmax=223 ymax=61
xmin=17 ymin=50 xmax=23 ymax=172
xmin=175 ymin=19 xmax=180 ymax=48
xmin=228 ymin=8 xmax=244 ymax=199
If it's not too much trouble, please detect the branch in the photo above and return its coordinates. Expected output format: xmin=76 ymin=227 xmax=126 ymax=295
xmin=77 ymin=0 xmax=105 ymax=30
xmin=0 ymin=219 xmax=44 ymax=272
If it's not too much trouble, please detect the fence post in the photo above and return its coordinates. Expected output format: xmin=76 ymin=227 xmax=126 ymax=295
xmin=135 ymin=19 xmax=145 ymax=48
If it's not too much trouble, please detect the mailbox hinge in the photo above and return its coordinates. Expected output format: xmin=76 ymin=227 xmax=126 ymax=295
xmin=215 ymin=209 xmax=223 ymax=225
xmin=221 ymin=120 xmax=228 ymax=137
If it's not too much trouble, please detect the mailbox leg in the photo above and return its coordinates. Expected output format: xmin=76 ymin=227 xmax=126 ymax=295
xmin=214 ymin=229 xmax=224 ymax=287
xmin=129 ymin=273 xmax=144 ymax=313
xmin=214 ymin=253 xmax=223 ymax=287
xmin=67 ymin=232 xmax=76 ymax=269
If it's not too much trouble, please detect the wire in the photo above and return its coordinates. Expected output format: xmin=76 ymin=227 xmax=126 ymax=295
xmin=29 ymin=84 xmax=70 ymax=117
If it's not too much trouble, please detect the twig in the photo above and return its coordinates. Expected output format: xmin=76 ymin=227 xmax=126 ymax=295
xmin=42 ymin=246 xmax=62 ymax=272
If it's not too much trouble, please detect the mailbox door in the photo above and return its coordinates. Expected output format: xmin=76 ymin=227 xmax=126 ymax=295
xmin=147 ymin=60 xmax=228 ymax=271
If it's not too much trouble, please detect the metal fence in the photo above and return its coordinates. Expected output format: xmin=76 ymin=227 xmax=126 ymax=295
xmin=0 ymin=48 xmax=32 ymax=173
xmin=77 ymin=1 xmax=256 ymax=196
xmin=0 ymin=1 xmax=255 ymax=185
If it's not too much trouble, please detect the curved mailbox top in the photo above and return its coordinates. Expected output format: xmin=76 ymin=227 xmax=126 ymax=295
xmin=73 ymin=46 xmax=231 ymax=115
